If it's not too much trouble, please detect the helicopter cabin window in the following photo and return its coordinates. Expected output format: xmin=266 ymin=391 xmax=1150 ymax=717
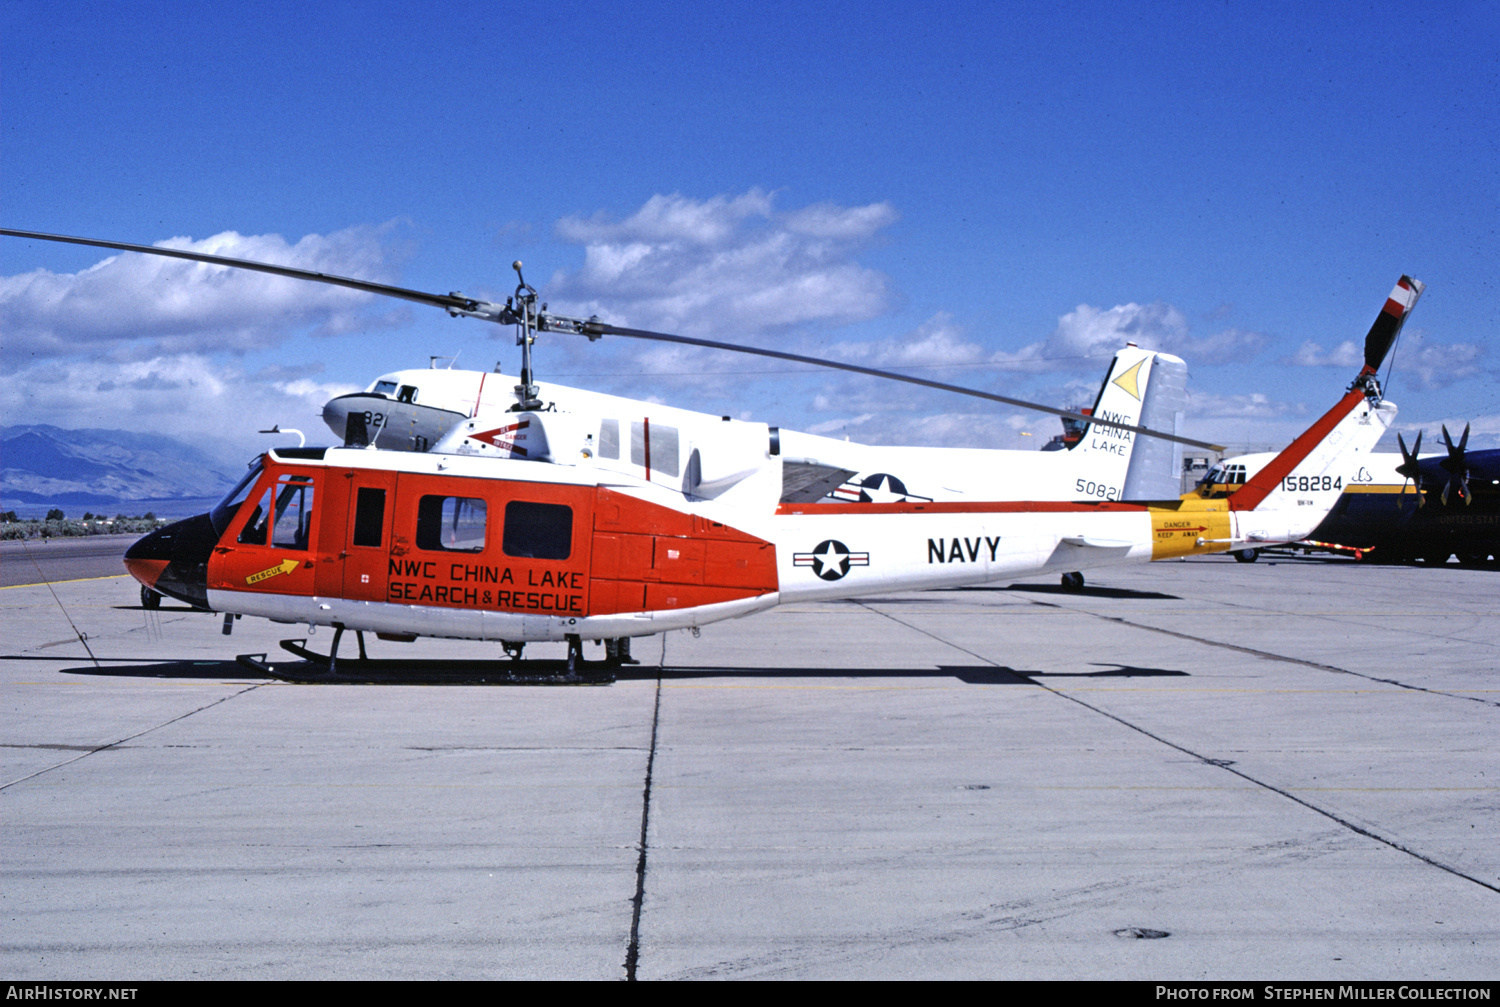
xmin=373 ymin=380 xmax=398 ymax=398
xmin=630 ymin=421 xmax=679 ymax=477
xmin=237 ymin=474 xmax=315 ymax=550
xmin=415 ymin=496 xmax=487 ymax=552
xmin=502 ymin=501 xmax=573 ymax=560
xmin=351 ymin=488 xmax=386 ymax=548
xmin=599 ymin=419 xmax=620 ymax=460
xmin=397 ymin=385 xmax=419 ymax=404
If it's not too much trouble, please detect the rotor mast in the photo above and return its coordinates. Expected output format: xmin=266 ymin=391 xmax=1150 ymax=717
xmin=508 ymin=261 xmax=541 ymax=411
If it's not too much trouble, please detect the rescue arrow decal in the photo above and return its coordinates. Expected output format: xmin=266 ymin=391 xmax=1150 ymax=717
xmin=246 ymin=559 xmax=301 ymax=585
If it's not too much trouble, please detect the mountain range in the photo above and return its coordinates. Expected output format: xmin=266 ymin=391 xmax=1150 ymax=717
xmin=1 ymin=425 xmax=242 ymax=518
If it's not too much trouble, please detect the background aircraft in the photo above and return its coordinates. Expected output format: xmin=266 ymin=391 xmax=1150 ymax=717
xmin=1197 ymin=426 xmax=1499 ymax=566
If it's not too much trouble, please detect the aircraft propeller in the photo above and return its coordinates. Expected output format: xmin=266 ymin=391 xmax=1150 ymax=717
xmin=1395 ymin=431 xmax=1425 ymax=510
xmin=12 ymin=224 xmax=1372 ymax=455
xmin=1439 ymin=423 xmax=1471 ymax=506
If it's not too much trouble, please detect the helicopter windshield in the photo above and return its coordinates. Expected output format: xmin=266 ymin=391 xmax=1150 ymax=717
xmin=209 ymin=459 xmax=265 ymax=536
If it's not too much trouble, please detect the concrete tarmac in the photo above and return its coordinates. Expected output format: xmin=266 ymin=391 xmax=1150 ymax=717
xmin=1 ymin=556 xmax=1495 ymax=979
xmin=0 ymin=535 xmax=137 ymax=588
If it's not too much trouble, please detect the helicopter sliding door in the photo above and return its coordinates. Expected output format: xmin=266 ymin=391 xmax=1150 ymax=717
xmin=336 ymin=470 xmax=400 ymax=602
xmin=384 ymin=474 xmax=595 ymax=618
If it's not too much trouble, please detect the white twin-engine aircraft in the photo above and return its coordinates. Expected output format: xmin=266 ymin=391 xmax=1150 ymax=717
xmin=0 ymin=227 xmax=1421 ymax=674
xmin=320 ymin=341 xmax=1188 ymax=506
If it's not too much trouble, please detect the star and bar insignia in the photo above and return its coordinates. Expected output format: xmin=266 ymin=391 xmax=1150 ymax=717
xmin=793 ymin=539 xmax=870 ymax=581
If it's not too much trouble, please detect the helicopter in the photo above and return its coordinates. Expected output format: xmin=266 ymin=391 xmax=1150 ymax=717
xmin=1194 ymin=423 xmax=1499 ymax=566
xmin=0 ymin=229 xmax=1422 ymax=677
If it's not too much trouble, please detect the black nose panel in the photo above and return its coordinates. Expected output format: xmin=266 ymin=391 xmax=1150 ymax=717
xmin=125 ymin=512 xmax=218 ymax=609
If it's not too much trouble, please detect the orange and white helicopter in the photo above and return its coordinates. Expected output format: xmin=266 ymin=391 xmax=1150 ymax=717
xmin=0 ymin=229 xmax=1423 ymax=677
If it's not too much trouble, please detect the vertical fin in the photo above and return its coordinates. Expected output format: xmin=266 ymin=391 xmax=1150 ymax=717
xmin=1068 ymin=346 xmax=1156 ymax=501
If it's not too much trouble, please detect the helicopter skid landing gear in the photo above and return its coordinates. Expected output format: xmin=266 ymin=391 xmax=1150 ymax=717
xmin=237 ymin=624 xmax=369 ymax=681
xmin=604 ymin=637 xmax=639 ymax=667
xmin=237 ymin=628 xmax=614 ymax=684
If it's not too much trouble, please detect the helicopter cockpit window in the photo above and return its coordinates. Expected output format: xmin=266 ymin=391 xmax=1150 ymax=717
xmin=599 ymin=419 xmax=620 ymax=460
xmin=502 ymin=501 xmax=573 ymax=560
xmin=372 ymin=380 xmax=398 ymax=398
xmin=210 ymin=460 xmax=265 ymax=536
xmin=415 ymin=495 xmax=487 ymax=552
xmin=397 ymin=385 xmax=419 ymax=404
xmin=237 ymin=474 xmax=315 ymax=550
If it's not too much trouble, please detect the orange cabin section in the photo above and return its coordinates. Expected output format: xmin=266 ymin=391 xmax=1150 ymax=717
xmin=206 ymin=460 xmax=779 ymax=618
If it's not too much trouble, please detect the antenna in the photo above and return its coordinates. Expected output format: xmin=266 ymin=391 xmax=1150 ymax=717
xmin=258 ymin=425 xmax=306 ymax=447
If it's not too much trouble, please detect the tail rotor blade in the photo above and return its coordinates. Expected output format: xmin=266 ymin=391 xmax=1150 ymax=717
xmin=1363 ymin=275 xmax=1425 ymax=375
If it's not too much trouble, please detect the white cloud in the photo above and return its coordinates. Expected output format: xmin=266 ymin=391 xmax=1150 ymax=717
xmin=547 ymin=190 xmax=898 ymax=338
xmin=803 ymin=408 xmax=1044 ymax=449
xmin=0 ymin=354 xmax=359 ymax=463
xmin=1385 ymin=331 xmax=1484 ymax=391
xmin=825 ymin=313 xmax=988 ymax=369
xmin=1388 ymin=413 xmax=1500 ymax=451
xmin=0 ymin=225 xmax=408 ymax=360
xmin=1286 ymin=331 xmax=1484 ymax=391
xmin=1184 ymin=391 xmax=1309 ymax=419
xmin=1286 ymin=339 xmax=1363 ymax=368
xmin=993 ymin=302 xmax=1268 ymax=371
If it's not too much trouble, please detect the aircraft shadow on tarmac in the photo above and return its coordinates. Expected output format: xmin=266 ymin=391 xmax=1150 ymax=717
xmin=990 ymin=584 xmax=1183 ymax=600
xmin=54 ymin=659 xmax=1189 ymax=685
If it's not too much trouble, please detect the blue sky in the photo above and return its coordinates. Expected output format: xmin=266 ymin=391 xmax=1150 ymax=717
xmin=3 ymin=0 xmax=1495 ymax=465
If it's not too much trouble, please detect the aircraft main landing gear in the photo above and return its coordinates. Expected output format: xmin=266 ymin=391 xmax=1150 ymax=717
xmin=1060 ymin=571 xmax=1085 ymax=592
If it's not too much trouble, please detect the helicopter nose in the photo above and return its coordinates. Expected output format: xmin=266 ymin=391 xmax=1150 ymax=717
xmin=322 ymin=394 xmax=370 ymax=446
xmin=124 ymin=512 xmax=218 ymax=610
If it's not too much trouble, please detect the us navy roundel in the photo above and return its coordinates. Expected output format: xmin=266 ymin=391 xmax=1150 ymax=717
xmin=793 ymin=539 xmax=870 ymax=581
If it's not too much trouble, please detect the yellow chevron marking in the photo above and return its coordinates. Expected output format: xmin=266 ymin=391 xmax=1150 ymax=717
xmin=246 ymin=559 xmax=301 ymax=585
xmin=1111 ymin=359 xmax=1145 ymax=401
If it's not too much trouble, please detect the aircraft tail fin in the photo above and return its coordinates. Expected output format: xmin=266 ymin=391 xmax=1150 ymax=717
xmin=1067 ymin=346 xmax=1171 ymax=498
xmin=1227 ymin=275 xmax=1420 ymax=542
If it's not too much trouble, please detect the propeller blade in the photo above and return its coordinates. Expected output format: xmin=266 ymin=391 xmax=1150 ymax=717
xmin=1362 ymin=275 xmax=1425 ymax=375
xmin=1395 ymin=431 xmax=1422 ymax=510
xmin=1439 ymin=423 xmax=1471 ymax=506
xmin=1 ymin=226 xmax=1231 ymax=449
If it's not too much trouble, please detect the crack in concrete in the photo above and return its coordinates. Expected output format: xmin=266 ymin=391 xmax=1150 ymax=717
xmin=0 ymin=685 xmax=263 ymax=791
xmin=857 ymin=601 xmax=1500 ymax=897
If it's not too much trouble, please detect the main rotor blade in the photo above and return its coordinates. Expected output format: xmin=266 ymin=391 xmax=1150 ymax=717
xmin=581 ymin=322 xmax=1226 ymax=451
xmin=0 ymin=228 xmax=485 ymax=314
xmin=2 ymin=226 xmax=1223 ymax=451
